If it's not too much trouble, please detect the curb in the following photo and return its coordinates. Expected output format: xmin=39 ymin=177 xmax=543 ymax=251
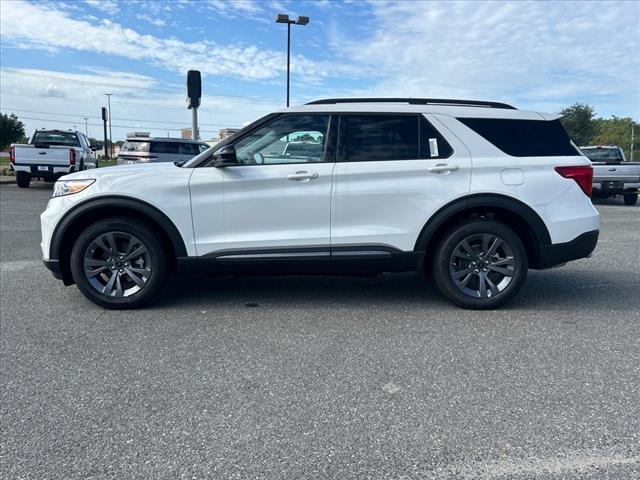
xmin=0 ymin=176 xmax=16 ymax=185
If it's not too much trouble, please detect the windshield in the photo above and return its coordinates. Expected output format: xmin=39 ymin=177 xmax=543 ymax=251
xmin=121 ymin=140 xmax=151 ymax=153
xmin=31 ymin=131 xmax=79 ymax=147
xmin=580 ymin=147 xmax=623 ymax=162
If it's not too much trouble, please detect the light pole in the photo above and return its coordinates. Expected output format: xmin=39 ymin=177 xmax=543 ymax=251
xmin=84 ymin=117 xmax=88 ymax=137
xmin=105 ymin=93 xmax=113 ymax=159
xmin=275 ymin=14 xmax=309 ymax=107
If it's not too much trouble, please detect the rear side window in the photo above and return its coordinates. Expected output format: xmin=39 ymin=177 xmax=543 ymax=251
xmin=178 ymin=143 xmax=200 ymax=156
xmin=458 ymin=118 xmax=578 ymax=157
xmin=150 ymin=142 xmax=180 ymax=154
xmin=339 ymin=114 xmax=452 ymax=162
xmin=340 ymin=114 xmax=419 ymax=161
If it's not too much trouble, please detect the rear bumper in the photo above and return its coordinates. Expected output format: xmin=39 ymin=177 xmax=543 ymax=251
xmin=536 ymin=230 xmax=599 ymax=269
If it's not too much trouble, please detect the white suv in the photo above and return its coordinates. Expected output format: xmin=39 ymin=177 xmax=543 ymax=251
xmin=41 ymin=98 xmax=599 ymax=309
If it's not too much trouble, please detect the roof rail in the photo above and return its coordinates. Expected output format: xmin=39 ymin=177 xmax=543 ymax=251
xmin=305 ymin=98 xmax=517 ymax=110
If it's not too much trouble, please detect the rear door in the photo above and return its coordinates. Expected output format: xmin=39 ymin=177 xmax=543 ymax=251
xmin=331 ymin=113 xmax=472 ymax=252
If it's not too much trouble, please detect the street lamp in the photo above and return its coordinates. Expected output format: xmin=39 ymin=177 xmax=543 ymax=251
xmin=104 ymin=93 xmax=113 ymax=159
xmin=275 ymin=13 xmax=309 ymax=107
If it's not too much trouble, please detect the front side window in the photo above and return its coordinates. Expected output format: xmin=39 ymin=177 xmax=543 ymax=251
xmin=233 ymin=114 xmax=330 ymax=165
xmin=178 ymin=143 xmax=200 ymax=156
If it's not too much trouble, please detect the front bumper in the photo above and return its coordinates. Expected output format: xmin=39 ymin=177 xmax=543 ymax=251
xmin=536 ymin=230 xmax=599 ymax=269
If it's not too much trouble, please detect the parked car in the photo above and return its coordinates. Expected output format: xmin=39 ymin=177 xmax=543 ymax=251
xmin=9 ymin=129 xmax=96 ymax=188
xmin=117 ymin=137 xmax=209 ymax=165
xmin=41 ymin=98 xmax=599 ymax=310
xmin=579 ymin=145 xmax=640 ymax=205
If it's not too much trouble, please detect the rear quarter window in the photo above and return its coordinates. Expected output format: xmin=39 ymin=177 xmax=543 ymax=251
xmin=458 ymin=118 xmax=578 ymax=157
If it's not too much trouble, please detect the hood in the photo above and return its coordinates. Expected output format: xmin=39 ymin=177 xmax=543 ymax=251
xmin=60 ymin=162 xmax=182 ymax=182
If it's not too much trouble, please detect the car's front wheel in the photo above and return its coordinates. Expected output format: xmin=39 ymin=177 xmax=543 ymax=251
xmin=70 ymin=217 xmax=167 ymax=309
xmin=431 ymin=219 xmax=528 ymax=309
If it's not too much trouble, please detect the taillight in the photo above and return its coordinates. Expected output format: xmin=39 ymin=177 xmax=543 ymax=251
xmin=9 ymin=146 xmax=15 ymax=164
xmin=69 ymin=149 xmax=76 ymax=166
xmin=555 ymin=165 xmax=593 ymax=197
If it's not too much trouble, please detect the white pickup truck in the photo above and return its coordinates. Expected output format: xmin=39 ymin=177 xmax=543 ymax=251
xmin=580 ymin=145 xmax=640 ymax=205
xmin=9 ymin=129 xmax=96 ymax=188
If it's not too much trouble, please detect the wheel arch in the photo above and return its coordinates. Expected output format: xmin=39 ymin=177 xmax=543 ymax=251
xmin=50 ymin=196 xmax=188 ymax=285
xmin=415 ymin=194 xmax=551 ymax=269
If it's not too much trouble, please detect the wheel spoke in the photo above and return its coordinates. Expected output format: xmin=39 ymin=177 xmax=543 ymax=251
xmin=94 ymin=236 xmax=111 ymax=254
xmin=492 ymin=256 xmax=515 ymax=267
xmin=115 ymin=275 xmax=124 ymax=297
xmin=125 ymin=245 xmax=147 ymax=261
xmin=84 ymin=258 xmax=109 ymax=267
xmin=458 ymin=272 xmax=473 ymax=288
xmin=124 ymin=236 xmax=136 ymax=256
xmin=487 ymin=265 xmax=514 ymax=276
xmin=86 ymin=266 xmax=109 ymax=278
xmin=452 ymin=267 xmax=474 ymax=279
xmin=124 ymin=267 xmax=146 ymax=288
xmin=105 ymin=233 xmax=118 ymax=254
xmin=485 ymin=274 xmax=500 ymax=297
xmin=478 ymin=272 xmax=488 ymax=297
xmin=102 ymin=271 xmax=117 ymax=295
xmin=486 ymin=237 xmax=502 ymax=258
xmin=481 ymin=234 xmax=491 ymax=254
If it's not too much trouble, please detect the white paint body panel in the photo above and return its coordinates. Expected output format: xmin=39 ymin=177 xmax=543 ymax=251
xmin=189 ymin=163 xmax=334 ymax=255
xmin=41 ymin=102 xmax=600 ymax=264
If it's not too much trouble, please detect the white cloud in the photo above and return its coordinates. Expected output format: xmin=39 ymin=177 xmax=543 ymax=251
xmin=336 ymin=0 xmax=640 ymax=117
xmin=84 ymin=0 xmax=119 ymax=15
xmin=0 ymin=0 xmax=359 ymax=82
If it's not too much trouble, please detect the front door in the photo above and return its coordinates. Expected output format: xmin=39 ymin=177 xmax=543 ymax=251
xmin=190 ymin=114 xmax=336 ymax=256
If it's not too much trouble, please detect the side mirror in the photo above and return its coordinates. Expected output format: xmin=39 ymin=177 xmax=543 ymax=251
xmin=213 ymin=145 xmax=238 ymax=167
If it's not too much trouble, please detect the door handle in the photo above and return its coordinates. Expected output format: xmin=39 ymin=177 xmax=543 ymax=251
xmin=428 ymin=163 xmax=460 ymax=174
xmin=287 ymin=171 xmax=319 ymax=182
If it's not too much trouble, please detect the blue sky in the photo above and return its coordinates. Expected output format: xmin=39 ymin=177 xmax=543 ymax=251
xmin=1 ymin=0 xmax=638 ymax=141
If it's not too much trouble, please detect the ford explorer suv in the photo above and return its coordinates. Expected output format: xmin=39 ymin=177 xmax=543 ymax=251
xmin=10 ymin=129 xmax=95 ymax=188
xmin=41 ymin=98 xmax=599 ymax=310
xmin=579 ymin=145 xmax=640 ymax=205
xmin=117 ymin=136 xmax=209 ymax=165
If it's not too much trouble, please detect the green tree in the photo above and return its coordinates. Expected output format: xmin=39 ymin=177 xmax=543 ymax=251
xmin=0 ymin=113 xmax=26 ymax=151
xmin=592 ymin=116 xmax=639 ymax=161
xmin=559 ymin=103 xmax=597 ymax=147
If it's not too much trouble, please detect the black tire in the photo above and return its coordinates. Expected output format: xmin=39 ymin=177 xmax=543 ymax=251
xmin=16 ymin=171 xmax=30 ymax=188
xmin=70 ymin=217 xmax=167 ymax=309
xmin=431 ymin=219 xmax=528 ymax=309
xmin=623 ymin=193 xmax=638 ymax=206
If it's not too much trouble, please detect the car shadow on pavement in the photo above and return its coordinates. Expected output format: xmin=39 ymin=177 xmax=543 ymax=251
xmin=150 ymin=267 xmax=637 ymax=313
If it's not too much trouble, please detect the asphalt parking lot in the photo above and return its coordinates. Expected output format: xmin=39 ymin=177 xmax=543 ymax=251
xmin=1 ymin=181 xmax=639 ymax=479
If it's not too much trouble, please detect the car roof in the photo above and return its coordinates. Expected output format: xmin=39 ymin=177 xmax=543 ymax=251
xmin=281 ymin=98 xmax=558 ymax=120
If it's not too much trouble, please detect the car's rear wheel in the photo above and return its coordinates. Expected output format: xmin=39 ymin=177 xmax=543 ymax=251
xmin=431 ymin=220 xmax=527 ymax=309
xmin=623 ymin=193 xmax=638 ymax=206
xmin=16 ymin=171 xmax=30 ymax=188
xmin=70 ymin=217 xmax=167 ymax=309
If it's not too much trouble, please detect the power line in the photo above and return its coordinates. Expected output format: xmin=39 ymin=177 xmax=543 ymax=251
xmin=0 ymin=92 xmax=276 ymax=112
xmin=7 ymin=115 xmax=228 ymax=134
xmin=0 ymin=107 xmax=245 ymax=128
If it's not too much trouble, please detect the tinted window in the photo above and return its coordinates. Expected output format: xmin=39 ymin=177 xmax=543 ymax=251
xmin=420 ymin=116 xmax=453 ymax=159
xmin=178 ymin=143 xmax=200 ymax=156
xmin=234 ymin=114 xmax=330 ymax=165
xmin=458 ymin=118 xmax=578 ymax=157
xmin=32 ymin=131 xmax=80 ymax=147
xmin=150 ymin=142 xmax=180 ymax=154
xmin=341 ymin=114 xmax=418 ymax=162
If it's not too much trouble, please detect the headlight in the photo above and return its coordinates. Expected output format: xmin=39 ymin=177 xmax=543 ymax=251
xmin=52 ymin=179 xmax=96 ymax=197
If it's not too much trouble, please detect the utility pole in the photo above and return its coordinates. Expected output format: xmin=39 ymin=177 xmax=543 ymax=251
xmin=631 ymin=124 xmax=635 ymax=162
xmin=101 ymin=107 xmax=108 ymax=162
xmin=84 ymin=117 xmax=88 ymax=137
xmin=105 ymin=93 xmax=113 ymax=159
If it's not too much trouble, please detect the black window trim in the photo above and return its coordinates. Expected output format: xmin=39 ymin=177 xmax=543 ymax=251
xmin=336 ymin=112 xmax=454 ymax=163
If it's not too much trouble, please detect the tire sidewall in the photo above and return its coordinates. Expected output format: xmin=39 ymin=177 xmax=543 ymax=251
xmin=432 ymin=220 xmax=528 ymax=309
xmin=70 ymin=218 xmax=166 ymax=309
